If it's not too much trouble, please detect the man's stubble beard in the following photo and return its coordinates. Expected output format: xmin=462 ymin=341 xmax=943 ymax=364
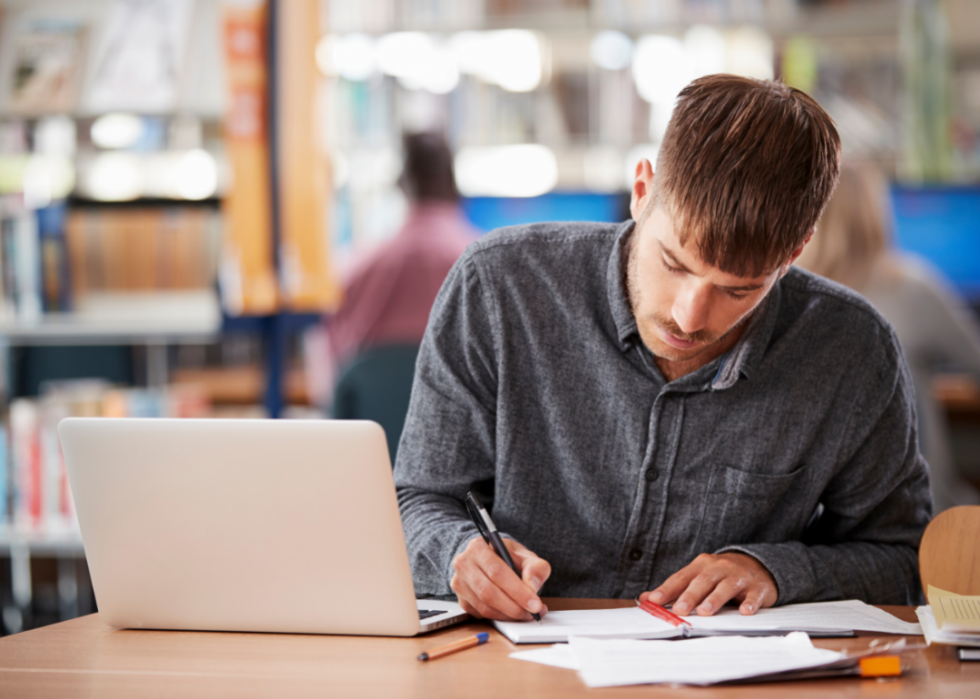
xmin=624 ymin=228 xmax=753 ymax=360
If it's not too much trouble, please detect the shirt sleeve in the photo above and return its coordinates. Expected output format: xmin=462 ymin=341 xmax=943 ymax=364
xmin=718 ymin=329 xmax=933 ymax=606
xmin=394 ymin=252 xmax=499 ymax=596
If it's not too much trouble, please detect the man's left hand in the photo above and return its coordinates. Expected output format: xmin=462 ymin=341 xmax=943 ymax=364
xmin=639 ymin=552 xmax=777 ymax=616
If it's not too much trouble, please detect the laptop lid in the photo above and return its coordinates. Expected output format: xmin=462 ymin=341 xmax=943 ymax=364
xmin=59 ymin=418 xmax=460 ymax=636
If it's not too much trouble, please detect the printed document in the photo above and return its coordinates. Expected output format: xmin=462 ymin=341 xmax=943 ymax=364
xmin=568 ymin=632 xmax=843 ymax=687
xmin=927 ymin=585 xmax=980 ymax=633
xmin=917 ymin=586 xmax=980 ymax=647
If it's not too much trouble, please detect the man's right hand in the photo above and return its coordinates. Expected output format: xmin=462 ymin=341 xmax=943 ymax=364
xmin=450 ymin=536 xmax=551 ymax=621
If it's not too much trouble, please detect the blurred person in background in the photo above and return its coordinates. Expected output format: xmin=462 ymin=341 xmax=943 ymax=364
xmin=317 ymin=132 xmax=479 ymax=456
xmin=326 ymin=132 xmax=479 ymax=368
xmin=797 ymin=161 xmax=980 ymax=513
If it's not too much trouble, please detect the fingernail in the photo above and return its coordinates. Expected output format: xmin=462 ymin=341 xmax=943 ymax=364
xmin=530 ymin=577 xmax=542 ymax=591
xmin=698 ymin=602 xmax=712 ymax=614
xmin=650 ymin=591 xmax=664 ymax=604
xmin=742 ymin=603 xmax=754 ymax=614
xmin=528 ymin=598 xmax=542 ymax=613
xmin=674 ymin=602 xmax=688 ymax=615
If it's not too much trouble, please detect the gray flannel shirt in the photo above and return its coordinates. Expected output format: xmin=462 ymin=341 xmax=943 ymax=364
xmin=394 ymin=220 xmax=932 ymax=605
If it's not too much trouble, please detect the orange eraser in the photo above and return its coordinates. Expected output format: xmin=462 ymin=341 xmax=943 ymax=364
xmin=859 ymin=656 xmax=902 ymax=677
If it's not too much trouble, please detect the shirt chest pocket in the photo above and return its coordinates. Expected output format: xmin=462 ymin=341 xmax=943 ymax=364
xmin=693 ymin=463 xmax=813 ymax=553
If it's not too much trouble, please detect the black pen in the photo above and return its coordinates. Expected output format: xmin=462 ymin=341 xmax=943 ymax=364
xmin=464 ymin=491 xmax=542 ymax=622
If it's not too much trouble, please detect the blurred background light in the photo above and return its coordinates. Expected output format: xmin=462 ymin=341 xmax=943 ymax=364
xmin=376 ymin=32 xmax=430 ymax=79
xmin=583 ymin=146 xmax=624 ymax=192
xmin=375 ymin=32 xmax=459 ymax=94
xmin=684 ymin=25 xmax=726 ymax=78
xmin=725 ymin=26 xmax=774 ymax=80
xmin=23 ymin=155 xmax=76 ymax=209
xmin=451 ymin=30 xmax=544 ymax=92
xmin=455 ymin=144 xmax=558 ymax=197
xmin=483 ymin=30 xmax=544 ymax=92
xmin=317 ymin=33 xmax=375 ymax=81
xmin=34 ymin=116 xmax=77 ymax=157
xmin=88 ymin=152 xmax=143 ymax=201
xmin=90 ymin=113 xmax=145 ymax=150
xmin=450 ymin=31 xmax=491 ymax=76
xmin=172 ymin=149 xmax=218 ymax=200
xmin=632 ymin=35 xmax=691 ymax=106
xmin=590 ymin=31 xmax=633 ymax=71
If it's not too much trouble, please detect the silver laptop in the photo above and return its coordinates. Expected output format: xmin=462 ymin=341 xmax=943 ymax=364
xmin=58 ymin=418 xmax=468 ymax=636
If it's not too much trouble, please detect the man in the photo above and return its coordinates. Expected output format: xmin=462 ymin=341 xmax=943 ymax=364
xmin=394 ymin=75 xmax=932 ymax=622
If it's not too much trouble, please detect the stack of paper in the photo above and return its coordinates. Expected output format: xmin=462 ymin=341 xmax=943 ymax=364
xmin=495 ymin=599 xmax=922 ymax=644
xmin=513 ymin=633 xmax=847 ymax=687
xmin=916 ymin=585 xmax=980 ymax=647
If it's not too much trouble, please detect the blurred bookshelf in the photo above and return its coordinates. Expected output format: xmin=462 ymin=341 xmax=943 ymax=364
xmin=0 ymin=0 xmax=338 ymax=636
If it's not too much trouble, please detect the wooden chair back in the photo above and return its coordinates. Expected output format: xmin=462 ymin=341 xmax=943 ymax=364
xmin=919 ymin=506 xmax=980 ymax=595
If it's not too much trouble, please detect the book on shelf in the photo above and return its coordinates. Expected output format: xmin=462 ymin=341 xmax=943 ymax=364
xmin=64 ymin=206 xmax=222 ymax=298
xmin=37 ymin=203 xmax=72 ymax=313
xmin=0 ymin=195 xmax=42 ymax=322
xmin=1 ymin=381 xmax=213 ymax=535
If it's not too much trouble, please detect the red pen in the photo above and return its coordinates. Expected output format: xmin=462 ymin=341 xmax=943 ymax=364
xmin=638 ymin=598 xmax=693 ymax=627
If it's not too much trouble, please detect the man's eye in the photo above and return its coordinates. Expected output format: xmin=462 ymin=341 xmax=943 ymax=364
xmin=661 ymin=258 xmax=681 ymax=274
xmin=724 ymin=290 xmax=748 ymax=301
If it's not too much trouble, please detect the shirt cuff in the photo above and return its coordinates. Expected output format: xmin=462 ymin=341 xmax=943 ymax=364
xmin=446 ymin=530 xmax=484 ymax=591
xmin=714 ymin=542 xmax=816 ymax=606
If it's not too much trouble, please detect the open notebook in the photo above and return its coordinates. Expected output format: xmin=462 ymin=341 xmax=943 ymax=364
xmin=494 ymin=599 xmax=922 ymax=644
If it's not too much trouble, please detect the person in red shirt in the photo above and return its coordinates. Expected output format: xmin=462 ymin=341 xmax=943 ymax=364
xmin=327 ymin=132 xmax=479 ymax=368
xmin=315 ymin=132 xmax=479 ymax=456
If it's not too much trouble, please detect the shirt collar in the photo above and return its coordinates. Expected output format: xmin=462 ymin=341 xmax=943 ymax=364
xmin=606 ymin=219 xmax=640 ymax=352
xmin=605 ymin=218 xmax=783 ymax=389
xmin=709 ymin=280 xmax=781 ymax=390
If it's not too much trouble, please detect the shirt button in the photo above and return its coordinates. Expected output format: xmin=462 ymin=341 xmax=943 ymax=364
xmin=629 ymin=548 xmax=643 ymax=561
xmin=645 ymin=469 xmax=660 ymax=482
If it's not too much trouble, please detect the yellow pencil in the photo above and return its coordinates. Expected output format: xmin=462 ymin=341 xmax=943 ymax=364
xmin=418 ymin=632 xmax=490 ymax=661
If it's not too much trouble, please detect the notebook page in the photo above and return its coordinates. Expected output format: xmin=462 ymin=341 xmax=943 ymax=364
xmin=686 ymin=599 xmax=921 ymax=635
xmin=493 ymin=607 xmax=681 ymax=644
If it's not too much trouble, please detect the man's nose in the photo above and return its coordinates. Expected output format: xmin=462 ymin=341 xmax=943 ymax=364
xmin=672 ymin=283 xmax=710 ymax=335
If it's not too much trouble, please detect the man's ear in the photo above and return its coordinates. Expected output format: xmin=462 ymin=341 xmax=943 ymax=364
xmin=630 ymin=159 xmax=655 ymax=221
xmin=780 ymin=229 xmax=814 ymax=276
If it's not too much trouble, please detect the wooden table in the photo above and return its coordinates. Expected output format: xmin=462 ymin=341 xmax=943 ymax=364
xmin=0 ymin=599 xmax=976 ymax=698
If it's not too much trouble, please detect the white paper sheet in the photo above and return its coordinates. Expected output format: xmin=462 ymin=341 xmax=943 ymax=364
xmin=510 ymin=644 xmax=581 ymax=670
xmin=494 ymin=599 xmax=921 ymax=643
xmin=569 ymin=632 xmax=844 ymax=687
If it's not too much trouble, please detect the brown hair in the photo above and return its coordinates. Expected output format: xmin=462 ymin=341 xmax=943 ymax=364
xmin=795 ymin=161 xmax=895 ymax=290
xmin=651 ymin=74 xmax=842 ymax=277
xmin=399 ymin=131 xmax=459 ymax=203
